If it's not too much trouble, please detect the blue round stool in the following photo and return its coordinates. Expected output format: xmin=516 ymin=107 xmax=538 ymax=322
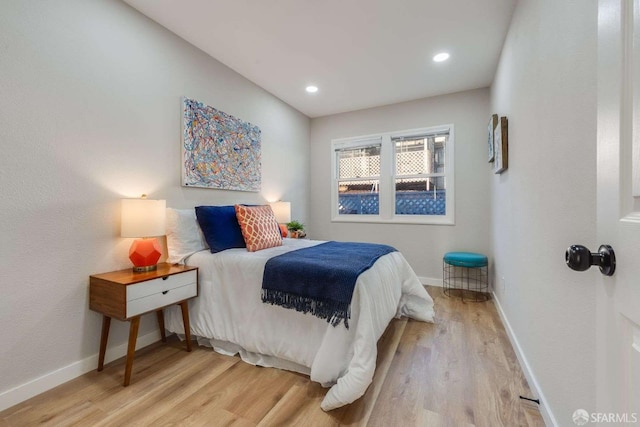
xmin=443 ymin=252 xmax=490 ymax=301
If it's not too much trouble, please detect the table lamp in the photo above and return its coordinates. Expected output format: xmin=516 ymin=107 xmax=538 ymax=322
xmin=270 ymin=201 xmax=291 ymax=237
xmin=121 ymin=195 xmax=166 ymax=272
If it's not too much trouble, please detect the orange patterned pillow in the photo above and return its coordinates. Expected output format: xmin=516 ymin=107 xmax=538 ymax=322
xmin=234 ymin=205 xmax=283 ymax=252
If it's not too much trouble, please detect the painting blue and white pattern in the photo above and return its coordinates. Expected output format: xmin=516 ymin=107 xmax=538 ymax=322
xmin=182 ymin=97 xmax=261 ymax=191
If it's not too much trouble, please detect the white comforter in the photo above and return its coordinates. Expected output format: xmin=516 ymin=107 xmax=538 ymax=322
xmin=164 ymin=239 xmax=434 ymax=410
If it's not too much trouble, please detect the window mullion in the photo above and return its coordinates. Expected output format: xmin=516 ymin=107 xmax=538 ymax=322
xmin=379 ymin=135 xmax=393 ymax=219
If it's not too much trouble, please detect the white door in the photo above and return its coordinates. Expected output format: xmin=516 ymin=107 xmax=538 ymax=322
xmin=597 ymin=0 xmax=640 ymax=417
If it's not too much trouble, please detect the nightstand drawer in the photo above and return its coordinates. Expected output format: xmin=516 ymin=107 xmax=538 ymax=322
xmin=127 ymin=282 xmax=197 ymax=317
xmin=126 ymin=270 xmax=197 ymax=301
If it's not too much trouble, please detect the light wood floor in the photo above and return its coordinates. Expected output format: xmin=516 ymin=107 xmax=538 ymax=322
xmin=0 ymin=287 xmax=545 ymax=426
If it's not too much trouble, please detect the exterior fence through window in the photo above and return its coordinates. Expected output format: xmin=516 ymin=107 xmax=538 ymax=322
xmin=338 ymin=190 xmax=446 ymax=215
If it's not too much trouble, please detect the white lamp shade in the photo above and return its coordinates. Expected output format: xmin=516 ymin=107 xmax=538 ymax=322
xmin=270 ymin=201 xmax=291 ymax=223
xmin=121 ymin=198 xmax=166 ymax=238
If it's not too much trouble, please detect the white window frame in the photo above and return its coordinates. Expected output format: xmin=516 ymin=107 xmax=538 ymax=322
xmin=331 ymin=124 xmax=455 ymax=225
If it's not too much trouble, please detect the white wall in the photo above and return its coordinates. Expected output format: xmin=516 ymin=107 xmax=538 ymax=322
xmin=490 ymin=0 xmax=597 ymax=424
xmin=309 ymin=88 xmax=490 ymax=281
xmin=0 ymin=0 xmax=309 ymax=408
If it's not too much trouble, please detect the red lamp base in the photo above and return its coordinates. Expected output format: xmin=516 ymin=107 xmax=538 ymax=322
xmin=129 ymin=238 xmax=162 ymax=272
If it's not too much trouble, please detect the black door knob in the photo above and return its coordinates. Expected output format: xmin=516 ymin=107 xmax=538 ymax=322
xmin=565 ymin=244 xmax=616 ymax=276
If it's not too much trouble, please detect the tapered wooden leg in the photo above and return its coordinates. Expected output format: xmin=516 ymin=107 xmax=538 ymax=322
xmin=156 ymin=309 xmax=166 ymax=342
xmin=123 ymin=316 xmax=140 ymax=386
xmin=97 ymin=315 xmax=111 ymax=372
xmin=179 ymin=301 xmax=192 ymax=352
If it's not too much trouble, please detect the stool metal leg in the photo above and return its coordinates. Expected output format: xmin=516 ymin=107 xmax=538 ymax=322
xmin=442 ymin=262 xmax=490 ymax=302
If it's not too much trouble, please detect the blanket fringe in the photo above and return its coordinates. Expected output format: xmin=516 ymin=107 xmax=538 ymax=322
xmin=262 ymin=289 xmax=351 ymax=329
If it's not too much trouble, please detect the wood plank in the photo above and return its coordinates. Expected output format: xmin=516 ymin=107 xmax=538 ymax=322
xmin=91 ymin=350 xmax=238 ymax=426
xmin=1 ymin=342 xmax=181 ymax=426
xmin=0 ymin=286 xmax=545 ymax=426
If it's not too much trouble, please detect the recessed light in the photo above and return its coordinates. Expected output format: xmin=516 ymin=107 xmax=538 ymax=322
xmin=306 ymin=85 xmax=318 ymax=93
xmin=433 ymin=52 xmax=450 ymax=62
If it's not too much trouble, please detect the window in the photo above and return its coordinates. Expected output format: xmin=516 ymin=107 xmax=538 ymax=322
xmin=331 ymin=125 xmax=454 ymax=225
xmin=336 ymin=140 xmax=381 ymax=215
xmin=393 ymin=133 xmax=447 ymax=216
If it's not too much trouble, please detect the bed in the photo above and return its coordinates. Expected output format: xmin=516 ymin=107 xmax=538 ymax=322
xmin=162 ymin=207 xmax=435 ymax=411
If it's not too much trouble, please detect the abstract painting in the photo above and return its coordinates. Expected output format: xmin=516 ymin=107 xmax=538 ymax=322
xmin=182 ymin=97 xmax=261 ymax=191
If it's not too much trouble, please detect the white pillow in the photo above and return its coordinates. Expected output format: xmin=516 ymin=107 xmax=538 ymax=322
xmin=166 ymin=208 xmax=208 ymax=264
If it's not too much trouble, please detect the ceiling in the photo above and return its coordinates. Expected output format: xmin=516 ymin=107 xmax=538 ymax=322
xmin=122 ymin=0 xmax=516 ymax=118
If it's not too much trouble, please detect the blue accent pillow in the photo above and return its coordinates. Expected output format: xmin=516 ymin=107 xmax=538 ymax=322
xmin=195 ymin=205 xmax=246 ymax=253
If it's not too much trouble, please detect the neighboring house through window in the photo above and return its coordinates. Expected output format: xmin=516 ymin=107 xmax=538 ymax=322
xmin=331 ymin=124 xmax=454 ymax=225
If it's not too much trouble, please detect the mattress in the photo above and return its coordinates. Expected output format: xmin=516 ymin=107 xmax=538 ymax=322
xmin=163 ymin=239 xmax=434 ymax=410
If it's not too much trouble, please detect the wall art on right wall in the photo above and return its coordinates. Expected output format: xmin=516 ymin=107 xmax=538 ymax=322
xmin=494 ymin=116 xmax=508 ymax=174
xmin=488 ymin=114 xmax=498 ymax=162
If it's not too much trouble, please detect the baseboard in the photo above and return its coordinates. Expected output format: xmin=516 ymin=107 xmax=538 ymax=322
xmin=491 ymin=292 xmax=558 ymax=427
xmin=419 ymin=276 xmax=443 ymax=287
xmin=0 ymin=330 xmax=161 ymax=412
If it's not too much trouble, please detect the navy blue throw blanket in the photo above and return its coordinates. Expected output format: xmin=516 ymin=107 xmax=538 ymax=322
xmin=261 ymin=241 xmax=397 ymax=328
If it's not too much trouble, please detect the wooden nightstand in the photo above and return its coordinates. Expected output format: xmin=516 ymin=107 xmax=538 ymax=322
xmin=89 ymin=263 xmax=198 ymax=386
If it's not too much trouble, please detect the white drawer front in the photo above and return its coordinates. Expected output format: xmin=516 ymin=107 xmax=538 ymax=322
xmin=126 ymin=282 xmax=197 ymax=317
xmin=127 ymin=270 xmax=197 ymax=301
